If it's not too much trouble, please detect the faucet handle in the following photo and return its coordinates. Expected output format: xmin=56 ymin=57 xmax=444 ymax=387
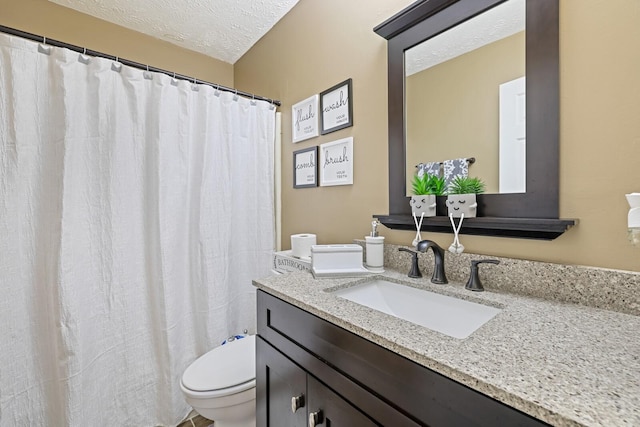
xmin=398 ymin=248 xmax=422 ymax=278
xmin=465 ymin=259 xmax=500 ymax=292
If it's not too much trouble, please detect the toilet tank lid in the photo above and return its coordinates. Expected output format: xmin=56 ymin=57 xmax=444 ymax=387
xmin=182 ymin=335 xmax=256 ymax=392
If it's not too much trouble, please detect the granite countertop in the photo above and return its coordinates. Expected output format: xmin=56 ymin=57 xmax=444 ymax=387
xmin=253 ymin=269 xmax=640 ymax=427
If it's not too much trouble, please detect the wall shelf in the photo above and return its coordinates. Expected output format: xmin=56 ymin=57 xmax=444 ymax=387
xmin=374 ymin=215 xmax=576 ymax=240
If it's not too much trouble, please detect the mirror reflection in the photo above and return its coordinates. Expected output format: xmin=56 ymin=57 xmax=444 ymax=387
xmin=405 ymin=0 xmax=525 ymax=195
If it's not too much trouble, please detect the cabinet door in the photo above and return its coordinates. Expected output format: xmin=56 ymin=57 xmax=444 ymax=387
xmin=257 ymin=337 xmax=308 ymax=427
xmin=307 ymin=376 xmax=378 ymax=427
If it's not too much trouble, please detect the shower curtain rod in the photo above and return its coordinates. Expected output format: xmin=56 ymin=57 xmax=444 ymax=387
xmin=0 ymin=24 xmax=281 ymax=107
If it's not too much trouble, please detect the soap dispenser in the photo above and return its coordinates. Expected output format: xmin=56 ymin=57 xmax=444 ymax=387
xmin=627 ymin=193 xmax=640 ymax=247
xmin=365 ymin=220 xmax=385 ymax=272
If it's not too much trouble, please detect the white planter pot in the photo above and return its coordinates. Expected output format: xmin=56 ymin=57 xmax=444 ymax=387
xmin=410 ymin=195 xmax=437 ymax=217
xmin=447 ymin=194 xmax=478 ymax=218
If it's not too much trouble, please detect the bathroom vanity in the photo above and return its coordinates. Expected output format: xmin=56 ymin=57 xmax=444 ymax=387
xmin=257 ymin=289 xmax=545 ymax=426
xmin=254 ymin=268 xmax=640 ymax=427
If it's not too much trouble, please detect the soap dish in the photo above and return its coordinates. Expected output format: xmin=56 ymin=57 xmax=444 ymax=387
xmin=310 ymin=244 xmax=373 ymax=279
xmin=311 ymin=266 xmax=372 ymax=278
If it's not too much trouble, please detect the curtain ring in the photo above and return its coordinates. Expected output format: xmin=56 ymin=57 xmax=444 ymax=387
xmin=78 ymin=47 xmax=90 ymax=64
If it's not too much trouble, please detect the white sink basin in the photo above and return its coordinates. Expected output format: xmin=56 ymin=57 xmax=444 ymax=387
xmin=332 ymin=280 xmax=501 ymax=339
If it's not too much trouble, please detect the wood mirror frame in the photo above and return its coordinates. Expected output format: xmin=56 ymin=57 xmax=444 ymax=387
xmin=374 ymin=0 xmax=574 ymax=239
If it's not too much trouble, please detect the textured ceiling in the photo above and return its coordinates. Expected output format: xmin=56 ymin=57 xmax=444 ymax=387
xmin=49 ymin=0 xmax=300 ymax=64
xmin=405 ymin=0 xmax=525 ymax=76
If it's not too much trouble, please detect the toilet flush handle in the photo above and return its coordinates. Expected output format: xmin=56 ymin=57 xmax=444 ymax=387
xmin=291 ymin=394 xmax=305 ymax=413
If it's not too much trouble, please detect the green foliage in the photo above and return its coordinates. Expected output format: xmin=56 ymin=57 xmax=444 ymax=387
xmin=411 ymin=173 xmax=446 ymax=196
xmin=448 ymin=176 xmax=486 ymax=195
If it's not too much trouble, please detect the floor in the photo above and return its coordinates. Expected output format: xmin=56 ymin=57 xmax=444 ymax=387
xmin=177 ymin=412 xmax=213 ymax=427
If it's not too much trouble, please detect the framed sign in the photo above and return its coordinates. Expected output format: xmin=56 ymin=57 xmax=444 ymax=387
xmin=291 ymin=94 xmax=319 ymax=143
xmin=320 ymin=137 xmax=353 ymax=187
xmin=293 ymin=146 xmax=318 ymax=188
xmin=320 ymin=78 xmax=353 ymax=135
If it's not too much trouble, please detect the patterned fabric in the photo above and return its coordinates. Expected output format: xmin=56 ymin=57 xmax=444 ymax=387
xmin=416 ymin=161 xmax=441 ymax=178
xmin=443 ymin=158 xmax=469 ymax=189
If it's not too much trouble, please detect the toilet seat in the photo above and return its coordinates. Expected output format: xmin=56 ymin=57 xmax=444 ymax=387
xmin=181 ymin=378 xmax=256 ymax=399
xmin=182 ymin=335 xmax=256 ymax=395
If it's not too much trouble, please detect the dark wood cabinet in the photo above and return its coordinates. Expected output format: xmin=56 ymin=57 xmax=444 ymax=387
xmin=256 ymin=337 xmax=307 ymax=427
xmin=257 ymin=337 xmax=377 ymax=427
xmin=306 ymin=375 xmax=377 ymax=427
xmin=257 ymin=290 xmax=548 ymax=427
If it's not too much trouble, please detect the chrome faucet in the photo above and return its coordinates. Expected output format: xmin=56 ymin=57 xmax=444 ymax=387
xmin=416 ymin=240 xmax=448 ymax=284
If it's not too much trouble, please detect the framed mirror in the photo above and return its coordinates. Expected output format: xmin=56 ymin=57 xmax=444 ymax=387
xmin=374 ymin=0 xmax=574 ymax=239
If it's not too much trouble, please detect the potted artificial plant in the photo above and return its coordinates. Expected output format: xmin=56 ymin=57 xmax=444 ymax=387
xmin=410 ymin=173 xmax=446 ymax=217
xmin=446 ymin=176 xmax=486 ymax=218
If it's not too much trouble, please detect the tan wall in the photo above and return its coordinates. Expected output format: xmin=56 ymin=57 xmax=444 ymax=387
xmin=406 ymin=32 xmax=525 ymax=194
xmin=234 ymin=0 xmax=413 ymax=255
xmin=2 ymin=0 xmax=639 ymax=271
xmin=0 ymin=0 xmax=233 ymax=86
xmin=236 ymin=0 xmax=640 ymax=272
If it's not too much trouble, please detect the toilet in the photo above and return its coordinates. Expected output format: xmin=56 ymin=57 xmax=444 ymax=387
xmin=180 ymin=335 xmax=256 ymax=427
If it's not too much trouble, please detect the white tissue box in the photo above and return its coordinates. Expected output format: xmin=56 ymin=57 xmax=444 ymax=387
xmin=311 ymin=244 xmax=371 ymax=278
xmin=273 ymin=250 xmax=312 ymax=274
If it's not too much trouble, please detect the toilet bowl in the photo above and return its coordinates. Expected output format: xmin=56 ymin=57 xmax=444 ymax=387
xmin=180 ymin=335 xmax=256 ymax=427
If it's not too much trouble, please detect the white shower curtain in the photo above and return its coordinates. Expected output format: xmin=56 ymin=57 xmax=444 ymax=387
xmin=0 ymin=33 xmax=275 ymax=426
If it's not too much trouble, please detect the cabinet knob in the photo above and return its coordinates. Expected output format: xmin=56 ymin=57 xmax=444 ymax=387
xmin=291 ymin=394 xmax=305 ymax=413
xmin=308 ymin=410 xmax=324 ymax=427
